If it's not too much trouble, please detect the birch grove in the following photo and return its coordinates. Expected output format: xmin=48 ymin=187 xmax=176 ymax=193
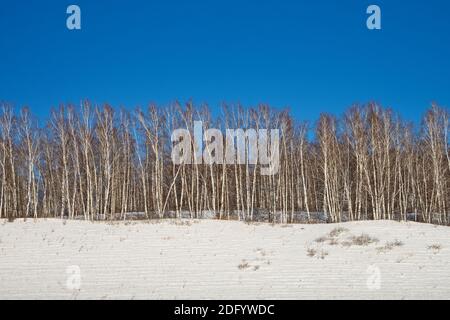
xmin=0 ymin=102 xmax=448 ymax=225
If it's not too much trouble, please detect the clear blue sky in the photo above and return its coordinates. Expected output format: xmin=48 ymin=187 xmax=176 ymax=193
xmin=1 ymin=0 xmax=449 ymax=122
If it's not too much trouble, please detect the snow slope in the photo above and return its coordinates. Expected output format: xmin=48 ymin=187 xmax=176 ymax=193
xmin=0 ymin=219 xmax=449 ymax=299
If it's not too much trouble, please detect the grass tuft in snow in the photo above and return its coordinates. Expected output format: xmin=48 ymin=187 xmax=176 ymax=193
xmin=349 ymin=234 xmax=379 ymax=246
xmin=315 ymin=227 xmax=350 ymax=245
xmin=314 ymin=236 xmax=329 ymax=243
xmin=377 ymin=240 xmax=404 ymax=253
xmin=427 ymin=244 xmax=442 ymax=254
xmin=238 ymin=260 xmax=251 ymax=270
xmin=329 ymin=227 xmax=349 ymax=238
xmin=306 ymin=246 xmax=329 ymax=259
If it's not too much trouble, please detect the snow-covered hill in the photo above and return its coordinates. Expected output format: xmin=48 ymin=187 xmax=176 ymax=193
xmin=0 ymin=219 xmax=449 ymax=299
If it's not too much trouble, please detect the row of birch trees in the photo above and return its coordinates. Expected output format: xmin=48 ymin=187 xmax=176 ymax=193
xmin=0 ymin=102 xmax=448 ymax=224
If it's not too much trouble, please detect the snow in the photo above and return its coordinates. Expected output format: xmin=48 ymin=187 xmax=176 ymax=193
xmin=0 ymin=218 xmax=449 ymax=299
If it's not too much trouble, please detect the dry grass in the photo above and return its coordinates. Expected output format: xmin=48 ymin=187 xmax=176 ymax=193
xmin=329 ymin=227 xmax=349 ymax=238
xmin=427 ymin=244 xmax=442 ymax=254
xmin=238 ymin=261 xmax=251 ymax=270
xmin=169 ymin=220 xmax=193 ymax=226
xmin=377 ymin=240 xmax=404 ymax=253
xmin=314 ymin=236 xmax=329 ymax=243
xmin=306 ymin=247 xmax=317 ymax=257
xmin=349 ymin=234 xmax=379 ymax=246
xmin=314 ymin=227 xmax=349 ymax=246
xmin=329 ymin=238 xmax=339 ymax=246
xmin=306 ymin=247 xmax=328 ymax=259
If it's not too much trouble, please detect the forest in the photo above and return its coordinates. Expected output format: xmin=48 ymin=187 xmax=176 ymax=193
xmin=0 ymin=102 xmax=448 ymax=225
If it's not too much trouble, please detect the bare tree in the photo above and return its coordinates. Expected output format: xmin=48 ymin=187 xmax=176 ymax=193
xmin=0 ymin=101 xmax=449 ymax=226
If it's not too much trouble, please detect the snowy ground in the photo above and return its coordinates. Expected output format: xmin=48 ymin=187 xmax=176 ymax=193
xmin=0 ymin=218 xmax=449 ymax=300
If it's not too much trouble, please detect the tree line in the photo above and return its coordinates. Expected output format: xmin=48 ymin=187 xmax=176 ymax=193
xmin=0 ymin=102 xmax=448 ymax=225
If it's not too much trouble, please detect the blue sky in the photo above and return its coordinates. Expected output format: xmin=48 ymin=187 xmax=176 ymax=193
xmin=0 ymin=0 xmax=449 ymax=123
